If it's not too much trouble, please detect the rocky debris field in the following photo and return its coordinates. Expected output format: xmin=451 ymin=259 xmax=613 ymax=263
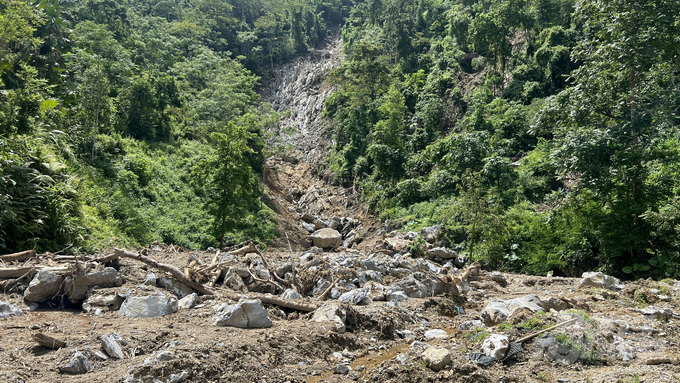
xmin=1 ymin=233 xmax=680 ymax=383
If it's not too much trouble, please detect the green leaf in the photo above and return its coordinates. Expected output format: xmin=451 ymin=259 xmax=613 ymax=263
xmin=622 ymin=266 xmax=633 ymax=274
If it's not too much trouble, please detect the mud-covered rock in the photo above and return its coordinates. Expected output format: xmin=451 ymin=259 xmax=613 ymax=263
xmin=535 ymin=335 xmax=579 ymax=364
xmin=312 ymin=303 xmax=346 ymax=333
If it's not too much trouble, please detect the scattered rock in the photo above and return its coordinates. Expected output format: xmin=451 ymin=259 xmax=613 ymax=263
xmin=24 ymin=270 xmax=64 ymax=302
xmin=422 ymin=348 xmax=451 ymax=371
xmin=338 ymin=287 xmax=370 ymax=305
xmin=420 ymin=226 xmax=442 ymax=243
xmin=281 ymin=289 xmax=301 ymax=300
xmin=60 ymin=351 xmax=92 ymax=375
xmin=214 ymin=299 xmax=273 ymax=328
xmin=118 ymin=294 xmax=178 ymax=318
xmin=489 ymin=272 xmax=508 ymax=287
xmin=334 ymin=364 xmax=350 ymax=374
xmin=312 ymin=303 xmax=346 ymax=333
xmin=82 ymin=293 xmax=126 ymax=313
xmin=535 ymin=335 xmax=579 ymax=364
xmin=142 ymin=273 xmax=157 ymax=286
xmin=157 ymin=277 xmax=194 ymax=298
xmin=144 ymin=350 xmax=176 ymax=365
xmin=637 ymin=306 xmax=675 ymax=320
xmin=482 ymin=334 xmax=509 ymax=360
xmin=424 ymin=329 xmax=449 ymax=339
xmin=481 ymin=294 xmax=544 ymax=325
xmin=577 ymin=272 xmax=624 ymax=291
xmin=645 ymin=357 xmax=672 ymax=365
xmin=425 ymin=247 xmax=457 ymax=261
xmin=178 ymin=293 xmax=198 ymax=309
xmin=310 ymin=228 xmax=342 ymax=249
xmin=0 ymin=301 xmax=23 ymax=317
xmin=460 ymin=320 xmax=484 ymax=331
xmin=100 ymin=333 xmax=125 ymax=359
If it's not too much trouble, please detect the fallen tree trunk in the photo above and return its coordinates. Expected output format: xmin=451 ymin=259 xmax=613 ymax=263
xmin=0 ymin=250 xmax=37 ymax=263
xmin=113 ymin=248 xmax=318 ymax=312
xmin=32 ymin=333 xmax=67 ymax=349
xmin=113 ymin=248 xmax=217 ymax=296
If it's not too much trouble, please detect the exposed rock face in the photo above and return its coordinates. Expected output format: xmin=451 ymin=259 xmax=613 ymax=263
xmin=24 ymin=270 xmax=64 ymax=302
xmin=263 ymin=30 xmax=342 ymax=164
xmin=118 ymin=294 xmax=178 ymax=318
xmin=310 ymin=228 xmax=342 ymax=249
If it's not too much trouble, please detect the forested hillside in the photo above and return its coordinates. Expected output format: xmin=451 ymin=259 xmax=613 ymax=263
xmin=324 ymin=0 xmax=680 ymax=278
xmin=0 ymin=0 xmax=352 ymax=252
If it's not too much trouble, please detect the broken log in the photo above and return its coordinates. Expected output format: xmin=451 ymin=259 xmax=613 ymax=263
xmin=113 ymin=248 xmax=217 ymax=296
xmin=0 ymin=250 xmax=37 ymax=263
xmin=113 ymin=248 xmax=319 ymax=312
xmin=515 ymin=317 xmax=578 ymax=343
xmin=32 ymin=333 xmax=67 ymax=349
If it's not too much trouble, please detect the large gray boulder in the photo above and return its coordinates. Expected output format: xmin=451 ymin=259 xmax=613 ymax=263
xmin=24 ymin=270 xmax=64 ymax=302
xmin=312 ymin=303 xmax=346 ymax=333
xmin=310 ymin=228 xmax=342 ymax=249
xmin=65 ymin=267 xmax=124 ymax=302
xmin=214 ymin=299 xmax=273 ymax=328
xmin=119 ymin=294 xmax=178 ymax=318
xmin=0 ymin=301 xmax=23 ymax=317
xmin=577 ymin=272 xmax=624 ymax=291
xmin=420 ymin=225 xmax=442 ymax=243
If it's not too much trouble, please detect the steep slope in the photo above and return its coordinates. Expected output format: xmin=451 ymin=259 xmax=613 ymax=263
xmin=262 ymin=29 xmax=379 ymax=251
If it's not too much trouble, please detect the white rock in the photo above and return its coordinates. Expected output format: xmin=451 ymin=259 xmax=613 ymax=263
xmin=422 ymin=348 xmax=451 ymax=371
xmin=424 ymin=329 xmax=449 ymax=339
xmin=482 ymin=334 xmax=510 ymax=360
xmin=158 ymin=277 xmax=194 ymax=298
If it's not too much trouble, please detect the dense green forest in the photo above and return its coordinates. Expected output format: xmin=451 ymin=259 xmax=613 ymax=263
xmin=0 ymin=0 xmax=352 ymax=252
xmin=2 ymin=0 xmax=680 ymax=279
xmin=324 ymin=0 xmax=680 ymax=278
